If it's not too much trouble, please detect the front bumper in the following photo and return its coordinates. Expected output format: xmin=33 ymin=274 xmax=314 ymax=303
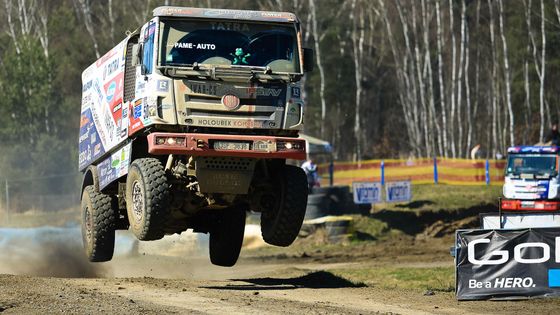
xmin=147 ymin=132 xmax=306 ymax=160
xmin=501 ymin=199 xmax=560 ymax=211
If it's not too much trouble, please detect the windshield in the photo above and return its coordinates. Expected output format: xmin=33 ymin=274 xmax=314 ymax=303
xmin=505 ymin=154 xmax=558 ymax=177
xmin=159 ymin=19 xmax=300 ymax=73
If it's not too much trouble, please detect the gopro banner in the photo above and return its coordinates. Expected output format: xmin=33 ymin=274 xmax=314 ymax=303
xmin=456 ymin=228 xmax=560 ymax=300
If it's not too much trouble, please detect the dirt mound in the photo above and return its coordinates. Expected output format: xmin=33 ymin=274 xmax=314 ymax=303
xmin=422 ymin=217 xmax=480 ymax=238
xmin=372 ymin=203 xmax=497 ymax=236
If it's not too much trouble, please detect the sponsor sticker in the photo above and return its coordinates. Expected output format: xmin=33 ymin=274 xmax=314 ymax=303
xmin=133 ymin=104 xmax=142 ymax=119
xmin=106 ymin=81 xmax=117 ymax=102
xmin=291 ymin=87 xmax=301 ymax=98
xmin=156 ymin=80 xmax=170 ymax=92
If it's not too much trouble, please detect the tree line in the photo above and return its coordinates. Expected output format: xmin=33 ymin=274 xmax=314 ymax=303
xmin=0 ymin=0 xmax=559 ymax=190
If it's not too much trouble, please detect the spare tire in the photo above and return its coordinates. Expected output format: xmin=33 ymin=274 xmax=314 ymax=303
xmin=305 ymin=193 xmax=332 ymax=219
xmin=310 ymin=186 xmax=350 ymax=215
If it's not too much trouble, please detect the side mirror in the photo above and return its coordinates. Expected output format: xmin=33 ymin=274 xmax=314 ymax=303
xmin=303 ymin=48 xmax=314 ymax=72
xmin=131 ymin=43 xmax=141 ymax=67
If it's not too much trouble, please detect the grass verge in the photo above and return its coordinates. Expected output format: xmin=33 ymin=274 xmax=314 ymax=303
xmin=331 ymin=266 xmax=455 ymax=292
xmin=373 ymin=184 xmax=501 ymax=212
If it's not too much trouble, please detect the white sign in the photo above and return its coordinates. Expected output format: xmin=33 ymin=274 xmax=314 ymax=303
xmin=385 ymin=181 xmax=412 ymax=203
xmin=352 ymin=182 xmax=382 ymax=204
xmin=481 ymin=213 xmax=560 ymax=230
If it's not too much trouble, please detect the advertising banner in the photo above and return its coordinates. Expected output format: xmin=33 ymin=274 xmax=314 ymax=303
xmin=385 ymin=181 xmax=412 ymax=203
xmin=456 ymin=228 xmax=560 ymax=300
xmin=352 ymin=182 xmax=382 ymax=204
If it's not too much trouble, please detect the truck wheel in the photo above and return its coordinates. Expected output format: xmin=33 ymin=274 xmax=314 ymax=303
xmin=81 ymin=185 xmax=117 ymax=262
xmin=126 ymin=158 xmax=170 ymax=241
xmin=209 ymin=206 xmax=246 ymax=267
xmin=261 ymin=165 xmax=309 ymax=246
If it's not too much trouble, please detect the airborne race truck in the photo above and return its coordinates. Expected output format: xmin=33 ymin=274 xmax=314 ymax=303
xmin=78 ymin=7 xmax=313 ymax=267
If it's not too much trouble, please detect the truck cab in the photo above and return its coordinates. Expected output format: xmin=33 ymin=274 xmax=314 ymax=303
xmin=501 ymin=146 xmax=560 ymax=211
xmin=79 ymin=7 xmax=313 ymax=267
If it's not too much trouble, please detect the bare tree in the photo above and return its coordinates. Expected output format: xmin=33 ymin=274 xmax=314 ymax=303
xmin=498 ymin=0 xmax=514 ymax=147
xmin=350 ymin=0 xmax=366 ymax=160
xmin=308 ymin=0 xmax=327 ymax=138
xmin=378 ymin=0 xmax=417 ymax=156
xmin=108 ymin=0 xmax=116 ymax=44
xmin=436 ymin=1 xmax=448 ymax=157
xmin=448 ymin=0 xmax=457 ymax=157
xmin=73 ymin=0 xmax=100 ymax=58
xmin=456 ymin=0 xmax=466 ymax=157
xmin=421 ymin=0 xmax=442 ymax=157
xmin=4 ymin=0 xmax=22 ymax=54
xmin=35 ymin=1 xmax=49 ymax=58
xmin=464 ymin=0 xmax=473 ymax=157
xmin=487 ymin=0 xmax=498 ymax=157
xmin=396 ymin=0 xmax=422 ymax=157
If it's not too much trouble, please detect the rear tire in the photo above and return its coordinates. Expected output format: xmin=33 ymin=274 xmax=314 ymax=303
xmin=126 ymin=158 xmax=170 ymax=241
xmin=81 ymin=185 xmax=117 ymax=262
xmin=261 ymin=165 xmax=309 ymax=246
xmin=209 ymin=206 xmax=246 ymax=267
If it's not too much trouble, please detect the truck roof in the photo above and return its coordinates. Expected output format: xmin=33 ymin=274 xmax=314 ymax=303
xmin=507 ymin=146 xmax=560 ymax=154
xmin=153 ymin=6 xmax=298 ymax=23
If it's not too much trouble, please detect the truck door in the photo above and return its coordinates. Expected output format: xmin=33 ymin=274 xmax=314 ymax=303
xmin=129 ymin=19 xmax=158 ymax=135
xmin=129 ymin=18 xmax=176 ymax=136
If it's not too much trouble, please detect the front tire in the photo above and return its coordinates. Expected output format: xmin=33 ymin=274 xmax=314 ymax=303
xmin=209 ymin=206 xmax=247 ymax=267
xmin=126 ymin=158 xmax=170 ymax=241
xmin=261 ymin=165 xmax=309 ymax=246
xmin=81 ymin=185 xmax=117 ymax=262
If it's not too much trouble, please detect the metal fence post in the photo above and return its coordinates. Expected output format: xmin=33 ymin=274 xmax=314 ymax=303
xmin=433 ymin=157 xmax=439 ymax=185
xmin=485 ymin=159 xmax=490 ymax=186
xmin=381 ymin=160 xmax=385 ymax=186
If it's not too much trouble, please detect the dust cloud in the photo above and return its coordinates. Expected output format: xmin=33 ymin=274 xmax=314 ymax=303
xmin=0 ymin=224 xmax=268 ymax=279
xmin=0 ymin=227 xmax=107 ymax=278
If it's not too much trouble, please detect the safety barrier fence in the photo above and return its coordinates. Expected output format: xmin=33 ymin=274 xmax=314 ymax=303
xmin=318 ymin=158 xmax=506 ymax=186
xmin=0 ymin=173 xmax=81 ymax=216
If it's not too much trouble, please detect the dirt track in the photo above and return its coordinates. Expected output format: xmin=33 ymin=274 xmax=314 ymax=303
xmin=2 ymin=244 xmax=560 ymax=314
xmin=1 ymin=218 xmax=560 ymax=314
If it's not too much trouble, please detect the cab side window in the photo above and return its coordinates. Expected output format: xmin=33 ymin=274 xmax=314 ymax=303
xmin=143 ymin=22 xmax=156 ymax=74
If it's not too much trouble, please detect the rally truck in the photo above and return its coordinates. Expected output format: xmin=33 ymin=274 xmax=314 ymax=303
xmin=501 ymin=146 xmax=560 ymax=211
xmin=479 ymin=145 xmax=560 ymax=229
xmin=78 ymin=6 xmax=313 ymax=267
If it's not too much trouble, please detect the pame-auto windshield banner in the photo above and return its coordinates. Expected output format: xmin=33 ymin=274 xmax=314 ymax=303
xmin=456 ymin=228 xmax=560 ymax=300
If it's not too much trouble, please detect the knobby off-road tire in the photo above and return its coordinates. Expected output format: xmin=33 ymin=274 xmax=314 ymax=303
xmin=209 ymin=206 xmax=247 ymax=267
xmin=261 ymin=165 xmax=309 ymax=247
xmin=81 ymin=185 xmax=117 ymax=262
xmin=126 ymin=158 xmax=170 ymax=241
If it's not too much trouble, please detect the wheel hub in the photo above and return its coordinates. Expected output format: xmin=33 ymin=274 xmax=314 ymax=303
xmin=132 ymin=180 xmax=145 ymax=223
xmin=84 ymin=205 xmax=92 ymax=241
